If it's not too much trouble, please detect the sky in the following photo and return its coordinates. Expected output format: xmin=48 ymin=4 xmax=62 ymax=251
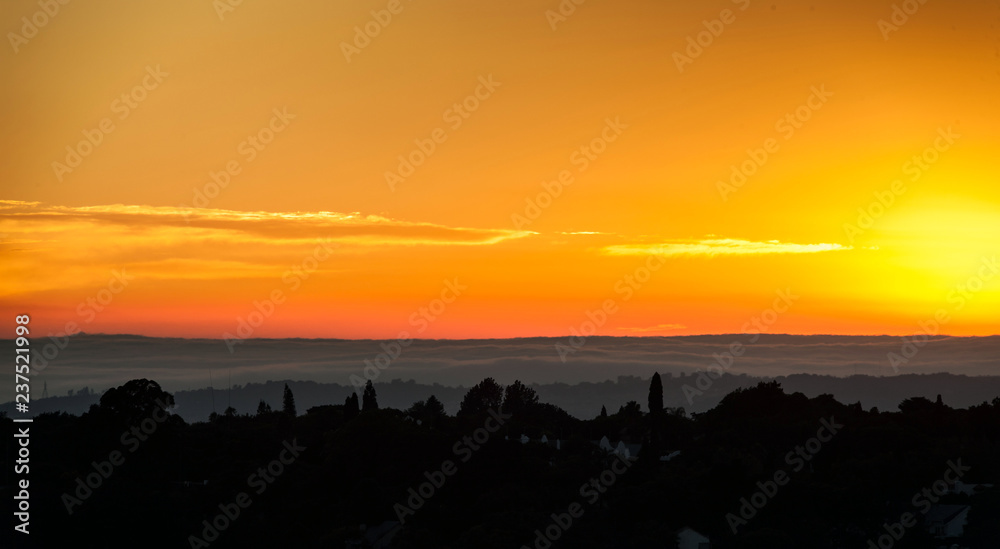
xmin=1 ymin=0 xmax=999 ymax=339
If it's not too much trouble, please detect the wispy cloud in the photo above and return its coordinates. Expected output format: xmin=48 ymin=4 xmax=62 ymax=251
xmin=603 ymin=238 xmax=851 ymax=257
xmin=0 ymin=201 xmax=532 ymax=248
xmin=0 ymin=201 xmax=533 ymax=296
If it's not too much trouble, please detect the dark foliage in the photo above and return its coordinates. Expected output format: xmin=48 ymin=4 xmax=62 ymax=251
xmin=363 ymin=380 xmax=379 ymax=412
xmin=5 ymin=377 xmax=999 ymax=548
xmin=282 ymin=383 xmax=296 ymax=417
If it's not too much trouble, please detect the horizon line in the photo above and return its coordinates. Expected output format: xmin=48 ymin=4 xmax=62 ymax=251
xmin=9 ymin=332 xmax=998 ymax=342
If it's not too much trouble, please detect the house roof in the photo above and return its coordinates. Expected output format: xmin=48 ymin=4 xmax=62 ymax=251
xmin=677 ymin=527 xmax=710 ymax=541
xmin=925 ymin=504 xmax=969 ymax=524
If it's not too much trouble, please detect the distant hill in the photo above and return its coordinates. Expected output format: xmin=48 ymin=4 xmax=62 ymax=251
xmin=4 ymin=372 xmax=999 ymax=422
xmin=3 ymin=333 xmax=999 ymax=399
xmin=3 ymin=334 xmax=997 ymax=421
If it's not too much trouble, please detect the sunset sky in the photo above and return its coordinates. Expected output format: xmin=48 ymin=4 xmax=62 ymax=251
xmin=1 ymin=0 xmax=999 ymax=339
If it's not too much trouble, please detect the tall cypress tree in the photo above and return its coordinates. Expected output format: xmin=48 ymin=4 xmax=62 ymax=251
xmin=344 ymin=392 xmax=360 ymax=419
xmin=648 ymin=372 xmax=663 ymax=414
xmin=362 ymin=380 xmax=378 ymax=412
xmin=282 ymin=383 xmax=296 ymax=417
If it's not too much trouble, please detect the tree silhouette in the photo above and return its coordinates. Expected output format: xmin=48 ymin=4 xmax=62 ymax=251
xmin=459 ymin=377 xmax=504 ymax=416
xmin=899 ymin=396 xmax=935 ymax=414
xmin=344 ymin=392 xmax=360 ymax=419
xmin=282 ymin=383 xmax=296 ymax=417
xmin=425 ymin=395 xmax=445 ymax=418
xmin=713 ymin=380 xmax=788 ymax=418
xmin=96 ymin=378 xmax=174 ymax=424
xmin=407 ymin=395 xmax=446 ymax=428
xmin=648 ymin=372 xmax=663 ymax=414
xmin=362 ymin=380 xmax=378 ymax=412
xmin=618 ymin=400 xmax=642 ymax=418
xmin=17 ymin=371 xmax=1000 ymax=547
xmin=256 ymin=399 xmax=272 ymax=416
xmin=502 ymin=379 xmax=538 ymax=416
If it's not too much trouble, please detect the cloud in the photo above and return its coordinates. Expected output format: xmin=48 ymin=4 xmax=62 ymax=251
xmin=0 ymin=201 xmax=531 ymax=248
xmin=0 ymin=201 xmax=534 ymax=295
xmin=603 ymin=238 xmax=851 ymax=257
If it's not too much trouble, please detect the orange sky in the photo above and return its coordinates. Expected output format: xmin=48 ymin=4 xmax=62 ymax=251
xmin=1 ymin=0 xmax=999 ymax=339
